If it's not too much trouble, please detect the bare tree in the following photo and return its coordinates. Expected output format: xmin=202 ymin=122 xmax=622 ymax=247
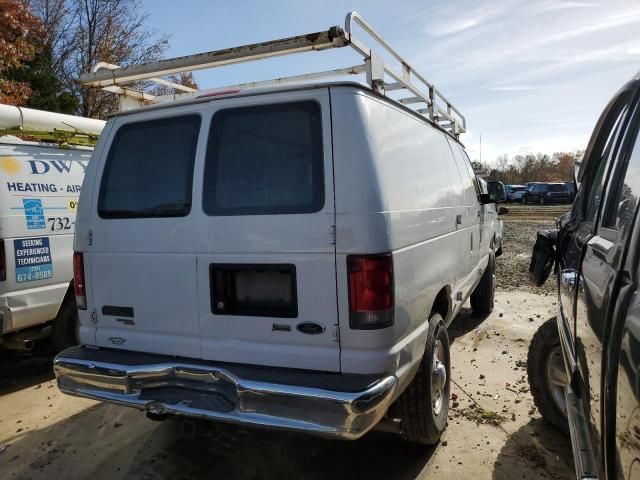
xmin=27 ymin=0 xmax=168 ymax=118
xmin=26 ymin=0 xmax=76 ymax=76
xmin=67 ymin=0 xmax=169 ymax=118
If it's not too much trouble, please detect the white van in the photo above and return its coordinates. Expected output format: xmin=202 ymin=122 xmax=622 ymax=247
xmin=55 ymin=12 xmax=505 ymax=443
xmin=0 ymin=106 xmax=104 ymax=351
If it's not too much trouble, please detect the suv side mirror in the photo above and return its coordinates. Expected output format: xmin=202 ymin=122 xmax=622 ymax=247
xmin=482 ymin=181 xmax=506 ymax=204
xmin=498 ymin=206 xmax=509 ymax=215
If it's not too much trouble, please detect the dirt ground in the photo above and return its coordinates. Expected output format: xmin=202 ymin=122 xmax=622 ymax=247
xmin=0 ymin=205 xmax=575 ymax=480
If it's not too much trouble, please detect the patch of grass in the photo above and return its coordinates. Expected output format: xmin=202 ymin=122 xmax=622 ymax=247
xmin=453 ymin=405 xmax=506 ymax=426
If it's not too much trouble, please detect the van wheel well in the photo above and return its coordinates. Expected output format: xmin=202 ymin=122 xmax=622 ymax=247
xmin=431 ymin=288 xmax=450 ymax=322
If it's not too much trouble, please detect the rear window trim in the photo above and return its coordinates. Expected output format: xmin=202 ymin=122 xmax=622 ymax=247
xmin=202 ymin=100 xmax=325 ymax=217
xmin=97 ymin=114 xmax=202 ymax=220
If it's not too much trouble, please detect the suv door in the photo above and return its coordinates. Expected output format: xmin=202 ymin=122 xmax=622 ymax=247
xmin=599 ymin=83 xmax=640 ymax=479
xmin=194 ymin=92 xmax=340 ymax=372
xmin=559 ymin=77 xmax=640 ymax=477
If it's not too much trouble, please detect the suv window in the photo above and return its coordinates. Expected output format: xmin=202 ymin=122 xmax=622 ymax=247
xmin=576 ymin=90 xmax=635 ymax=224
xmin=203 ymin=101 xmax=324 ymax=216
xmin=98 ymin=115 xmax=201 ymax=218
xmin=548 ymin=184 xmax=567 ymax=192
xmin=602 ymin=101 xmax=640 ymax=232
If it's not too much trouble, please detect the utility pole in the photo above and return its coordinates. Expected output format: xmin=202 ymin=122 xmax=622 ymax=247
xmin=479 ymin=133 xmax=482 ymax=165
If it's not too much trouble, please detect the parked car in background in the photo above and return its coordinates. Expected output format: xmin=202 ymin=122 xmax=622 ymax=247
xmin=523 ymin=182 xmax=570 ymax=204
xmin=527 ymin=70 xmax=640 ymax=479
xmin=563 ymin=180 xmax=576 ymax=202
xmin=54 ymin=12 xmax=507 ymax=446
xmin=505 ymin=184 xmax=527 ymax=202
xmin=0 ymin=105 xmax=104 ymax=352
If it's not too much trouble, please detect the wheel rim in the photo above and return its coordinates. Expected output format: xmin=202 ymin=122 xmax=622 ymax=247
xmin=432 ymin=339 xmax=447 ymax=416
xmin=545 ymin=346 xmax=568 ymax=416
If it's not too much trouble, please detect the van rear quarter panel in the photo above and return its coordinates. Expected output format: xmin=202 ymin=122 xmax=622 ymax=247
xmin=330 ymin=87 xmax=465 ymax=375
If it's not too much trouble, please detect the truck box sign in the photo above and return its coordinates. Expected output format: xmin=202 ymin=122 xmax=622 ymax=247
xmin=13 ymin=237 xmax=53 ymax=283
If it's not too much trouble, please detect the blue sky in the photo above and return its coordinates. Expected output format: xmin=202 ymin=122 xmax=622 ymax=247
xmin=141 ymin=0 xmax=640 ymax=164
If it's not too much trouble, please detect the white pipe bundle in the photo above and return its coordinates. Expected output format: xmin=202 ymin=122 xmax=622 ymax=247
xmin=0 ymin=104 xmax=105 ymax=136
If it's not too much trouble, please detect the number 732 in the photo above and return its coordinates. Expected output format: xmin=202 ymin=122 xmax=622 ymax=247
xmin=47 ymin=217 xmax=72 ymax=231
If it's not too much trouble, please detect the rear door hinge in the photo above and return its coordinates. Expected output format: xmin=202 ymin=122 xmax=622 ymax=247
xmin=87 ymin=229 xmax=93 ymax=246
xmin=332 ymin=325 xmax=340 ymax=342
xmin=329 ymin=225 xmax=336 ymax=245
xmin=90 ymin=309 xmax=97 ymax=323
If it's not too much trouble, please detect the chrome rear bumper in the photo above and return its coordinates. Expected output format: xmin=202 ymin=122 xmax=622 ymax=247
xmin=54 ymin=346 xmax=397 ymax=439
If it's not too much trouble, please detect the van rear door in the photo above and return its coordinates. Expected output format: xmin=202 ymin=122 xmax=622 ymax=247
xmin=195 ymin=92 xmax=340 ymax=372
xmin=87 ymin=113 xmax=203 ymax=358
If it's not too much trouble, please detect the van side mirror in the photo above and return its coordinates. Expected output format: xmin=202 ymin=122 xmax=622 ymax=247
xmin=482 ymin=181 xmax=506 ymax=204
xmin=498 ymin=206 xmax=508 ymax=215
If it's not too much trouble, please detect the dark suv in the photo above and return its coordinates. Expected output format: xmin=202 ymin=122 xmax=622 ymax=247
xmin=527 ymin=71 xmax=640 ymax=479
xmin=524 ymin=182 xmax=571 ymax=204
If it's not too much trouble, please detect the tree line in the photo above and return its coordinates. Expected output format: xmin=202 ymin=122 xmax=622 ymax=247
xmin=473 ymin=151 xmax=583 ymax=185
xmin=0 ymin=0 xmax=195 ymax=119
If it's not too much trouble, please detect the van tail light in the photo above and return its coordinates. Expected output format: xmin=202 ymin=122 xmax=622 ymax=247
xmin=73 ymin=252 xmax=87 ymax=310
xmin=0 ymin=240 xmax=5 ymax=281
xmin=347 ymin=254 xmax=394 ymax=329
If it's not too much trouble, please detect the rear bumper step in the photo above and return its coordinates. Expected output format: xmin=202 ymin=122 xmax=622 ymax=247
xmin=54 ymin=346 xmax=398 ymax=439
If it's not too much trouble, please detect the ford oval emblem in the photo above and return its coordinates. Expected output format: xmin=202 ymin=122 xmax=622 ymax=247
xmin=296 ymin=322 xmax=325 ymax=335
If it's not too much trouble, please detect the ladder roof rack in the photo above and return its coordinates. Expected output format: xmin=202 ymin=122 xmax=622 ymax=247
xmin=80 ymin=11 xmax=466 ymax=138
xmin=0 ymin=104 xmax=105 ymax=147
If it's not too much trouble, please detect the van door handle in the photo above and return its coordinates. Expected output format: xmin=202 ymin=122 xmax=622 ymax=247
xmin=456 ymin=214 xmax=462 ymax=225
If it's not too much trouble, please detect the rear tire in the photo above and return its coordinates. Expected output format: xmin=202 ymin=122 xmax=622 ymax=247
xmin=471 ymin=251 xmax=495 ymax=314
xmin=51 ymin=298 xmax=79 ymax=352
xmin=392 ymin=313 xmax=450 ymax=445
xmin=527 ymin=318 xmax=569 ymax=434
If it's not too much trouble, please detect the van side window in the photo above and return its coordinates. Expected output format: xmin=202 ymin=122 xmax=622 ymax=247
xmin=457 ymin=145 xmax=481 ymax=199
xmin=98 ymin=115 xmax=201 ymax=218
xmin=203 ymin=101 xmax=324 ymax=216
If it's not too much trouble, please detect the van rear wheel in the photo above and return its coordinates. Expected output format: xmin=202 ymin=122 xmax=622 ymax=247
xmin=471 ymin=251 xmax=495 ymax=314
xmin=392 ymin=313 xmax=450 ymax=445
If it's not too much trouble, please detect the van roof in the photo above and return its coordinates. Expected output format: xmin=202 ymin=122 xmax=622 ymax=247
xmin=112 ymin=81 xmax=467 ymax=149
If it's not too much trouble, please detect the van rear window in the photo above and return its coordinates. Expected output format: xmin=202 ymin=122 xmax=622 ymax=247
xmin=203 ymin=101 xmax=324 ymax=216
xmin=98 ymin=115 xmax=201 ymax=219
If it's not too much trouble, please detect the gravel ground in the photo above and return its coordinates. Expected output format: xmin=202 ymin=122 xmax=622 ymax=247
xmin=0 ymin=292 xmax=574 ymax=480
xmin=496 ymin=204 xmax=570 ymax=294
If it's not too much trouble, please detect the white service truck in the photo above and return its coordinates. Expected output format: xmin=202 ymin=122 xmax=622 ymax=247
xmin=0 ymin=105 xmax=104 ymax=351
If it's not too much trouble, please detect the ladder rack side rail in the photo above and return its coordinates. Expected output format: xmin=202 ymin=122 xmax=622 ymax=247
xmin=345 ymin=12 xmax=465 ymax=130
xmin=80 ymin=29 xmax=347 ymax=87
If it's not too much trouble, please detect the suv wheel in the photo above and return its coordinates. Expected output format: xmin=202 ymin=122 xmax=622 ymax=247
xmin=471 ymin=251 xmax=495 ymax=314
xmin=51 ymin=298 xmax=79 ymax=352
xmin=527 ymin=318 xmax=569 ymax=434
xmin=392 ymin=312 xmax=450 ymax=445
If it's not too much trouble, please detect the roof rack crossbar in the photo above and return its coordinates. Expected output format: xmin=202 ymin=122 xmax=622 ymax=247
xmin=154 ymin=64 xmax=367 ymax=103
xmin=80 ymin=11 xmax=465 ymax=137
